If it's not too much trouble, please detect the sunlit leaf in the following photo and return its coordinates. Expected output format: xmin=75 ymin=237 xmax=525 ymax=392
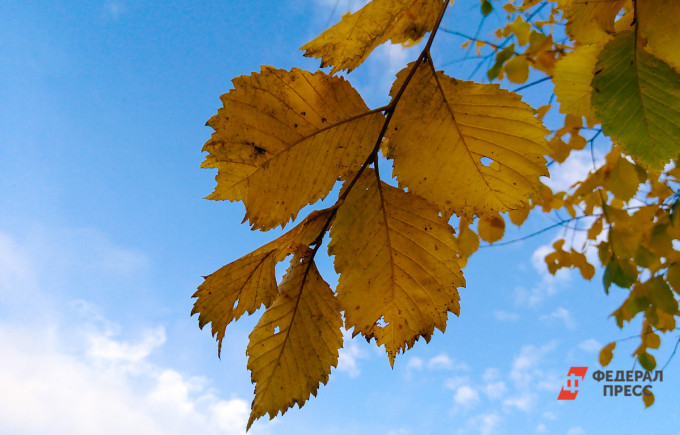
xmin=591 ymin=31 xmax=680 ymax=169
xmin=386 ymin=61 xmax=549 ymax=219
xmin=203 ymin=67 xmax=383 ymax=229
xmin=246 ymin=248 xmax=342 ymax=429
xmin=301 ymin=0 xmax=443 ymax=74
xmin=329 ymin=171 xmax=464 ymax=366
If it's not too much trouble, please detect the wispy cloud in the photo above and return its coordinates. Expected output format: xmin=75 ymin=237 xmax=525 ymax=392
xmin=337 ymin=329 xmax=369 ymax=378
xmin=578 ymin=338 xmax=602 ymax=353
xmin=539 ymin=307 xmax=576 ymax=329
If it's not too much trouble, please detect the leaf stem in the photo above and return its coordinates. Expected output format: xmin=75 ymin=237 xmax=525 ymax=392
xmin=306 ymin=0 xmax=451 ymax=263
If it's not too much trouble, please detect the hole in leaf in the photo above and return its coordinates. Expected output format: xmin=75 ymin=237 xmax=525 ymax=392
xmin=480 ymin=156 xmax=493 ymax=166
xmin=274 ymin=326 xmax=280 ymax=334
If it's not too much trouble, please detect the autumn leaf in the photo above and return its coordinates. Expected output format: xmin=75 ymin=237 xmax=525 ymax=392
xmin=203 ymin=67 xmax=384 ymax=229
xmin=301 ymin=0 xmax=444 ymax=74
xmin=591 ymin=31 xmax=680 ymax=169
xmin=559 ymin=0 xmax=625 ymax=44
xmin=328 ymin=171 xmax=464 ymax=366
xmin=246 ymin=247 xmax=342 ymax=429
xmin=386 ymin=61 xmax=550 ymax=219
xmin=478 ymin=213 xmax=505 ymax=244
xmin=192 ymin=208 xmax=334 ymax=356
xmin=553 ymin=43 xmax=602 ymax=120
xmin=599 ymin=341 xmax=616 ymax=367
xmin=637 ymin=0 xmax=680 ymax=74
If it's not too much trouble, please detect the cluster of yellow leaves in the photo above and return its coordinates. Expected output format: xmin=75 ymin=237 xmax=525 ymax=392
xmin=194 ymin=0 xmax=554 ymax=427
xmin=459 ymin=0 xmax=680 ymax=401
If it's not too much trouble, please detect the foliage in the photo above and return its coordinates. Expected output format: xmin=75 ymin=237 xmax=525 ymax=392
xmin=192 ymin=0 xmax=680 ymax=427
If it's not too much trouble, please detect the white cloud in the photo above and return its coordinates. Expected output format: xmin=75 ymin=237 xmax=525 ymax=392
xmin=566 ymin=427 xmax=586 ymax=435
xmin=0 ymin=321 xmax=251 ymax=435
xmin=0 ymin=228 xmax=253 ymax=435
xmin=428 ymin=353 xmax=468 ymax=371
xmin=483 ymin=381 xmax=507 ymax=400
xmin=454 ymin=385 xmax=480 ymax=406
xmin=502 ymin=392 xmax=537 ymax=412
xmin=407 ymin=356 xmax=424 ymax=371
xmin=536 ymin=423 xmax=547 ymax=433
xmin=542 ymin=148 xmax=603 ymax=193
xmin=539 ymin=307 xmax=576 ymax=329
xmin=493 ymin=310 xmax=519 ymax=321
xmin=464 ymin=413 xmax=501 ymax=435
xmin=483 ymin=367 xmax=501 ymax=382
xmin=444 ymin=376 xmax=470 ymax=392
xmin=337 ymin=329 xmax=369 ymax=378
xmin=578 ymin=338 xmax=602 ymax=353
xmin=510 ymin=343 xmax=556 ymax=386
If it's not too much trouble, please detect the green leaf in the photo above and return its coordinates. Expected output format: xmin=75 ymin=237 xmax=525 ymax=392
xmin=603 ymin=257 xmax=637 ymax=292
xmin=591 ymin=31 xmax=680 ymax=169
xmin=487 ymin=44 xmax=515 ymax=80
xmin=481 ymin=0 xmax=493 ymax=16
xmin=637 ymin=352 xmax=656 ymax=371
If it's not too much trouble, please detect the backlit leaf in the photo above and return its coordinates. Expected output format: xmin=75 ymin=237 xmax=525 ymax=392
xmin=246 ymin=248 xmax=342 ymax=429
xmin=203 ymin=67 xmax=383 ymax=229
xmin=301 ymin=0 xmax=443 ymax=74
xmin=591 ymin=31 xmax=680 ymax=169
xmin=559 ymin=0 xmax=624 ymax=44
xmin=192 ymin=208 xmax=334 ymax=356
xmin=638 ymin=0 xmax=680 ymax=73
xmin=478 ymin=213 xmax=505 ymax=243
xmin=329 ymin=171 xmax=464 ymax=366
xmin=553 ymin=43 xmax=602 ymax=120
xmin=599 ymin=341 xmax=616 ymax=367
xmin=386 ymin=61 xmax=550 ymax=219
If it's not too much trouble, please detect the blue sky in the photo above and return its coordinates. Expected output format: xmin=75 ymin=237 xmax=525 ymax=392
xmin=1 ymin=1 xmax=679 ymax=434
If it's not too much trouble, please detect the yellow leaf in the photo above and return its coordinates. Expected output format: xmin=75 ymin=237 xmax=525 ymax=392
xmin=536 ymin=104 xmax=551 ymax=120
xmin=203 ymin=67 xmax=383 ymax=230
xmin=599 ymin=341 xmax=616 ymax=366
xmin=504 ymin=55 xmax=530 ymax=83
xmin=509 ymin=16 xmax=531 ymax=46
xmin=478 ymin=213 xmax=505 ymax=243
xmin=667 ymin=263 xmax=680 ymax=294
xmin=386 ymin=62 xmax=550 ymax=219
xmin=328 ymin=171 xmax=464 ymax=366
xmin=458 ymin=217 xmax=480 ymax=252
xmin=638 ymin=0 xmax=680 ymax=73
xmin=300 ymin=0 xmax=443 ymax=74
xmin=509 ymin=207 xmax=530 ymax=227
xmin=571 ymin=251 xmax=595 ymax=280
xmin=559 ymin=0 xmax=625 ymax=44
xmin=246 ymin=248 xmax=342 ymax=429
xmin=643 ymin=389 xmax=655 ymax=407
xmin=547 ymin=136 xmax=571 ymax=163
xmin=192 ymin=208 xmax=334 ymax=356
xmin=553 ymin=44 xmax=603 ymax=119
xmin=607 ymin=155 xmax=641 ymax=201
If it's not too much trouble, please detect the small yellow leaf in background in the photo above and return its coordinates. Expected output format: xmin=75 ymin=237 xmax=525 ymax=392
xmin=643 ymin=389 xmax=655 ymax=407
xmin=301 ymin=0 xmax=443 ymax=74
xmin=504 ymin=55 xmax=530 ymax=83
xmin=478 ymin=214 xmax=505 ymax=243
xmin=599 ymin=341 xmax=616 ymax=366
xmin=329 ymin=171 xmax=464 ymax=366
xmin=203 ymin=67 xmax=383 ymax=230
xmin=386 ymin=62 xmax=550 ymax=219
xmin=508 ymin=16 xmax=531 ymax=46
xmin=247 ymin=248 xmax=342 ymax=429
xmin=509 ymin=207 xmax=530 ymax=227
